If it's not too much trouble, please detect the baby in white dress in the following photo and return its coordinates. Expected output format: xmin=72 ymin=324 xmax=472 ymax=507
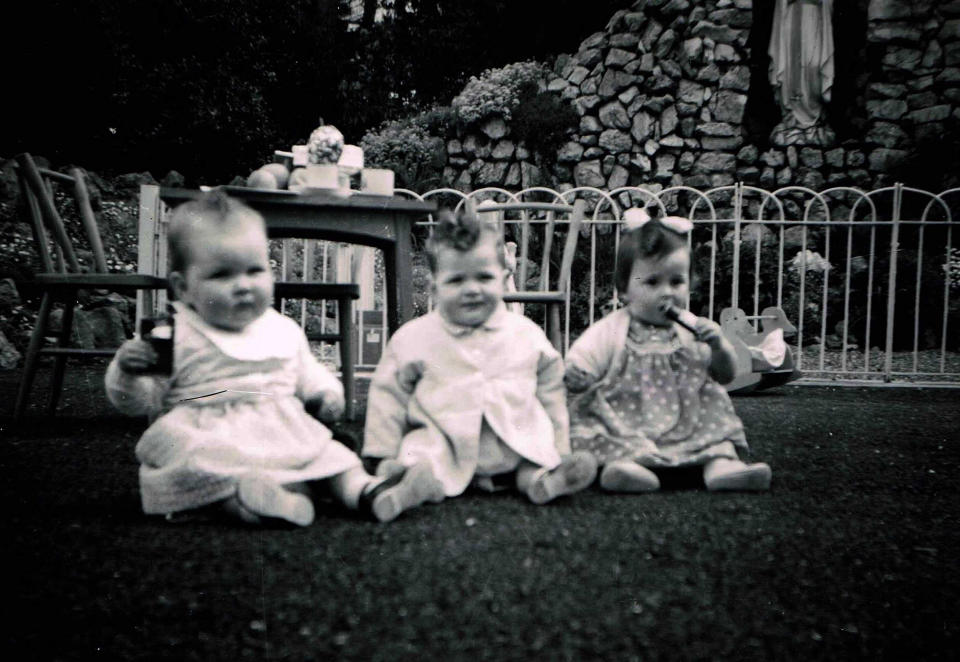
xmin=105 ymin=190 xmax=442 ymax=525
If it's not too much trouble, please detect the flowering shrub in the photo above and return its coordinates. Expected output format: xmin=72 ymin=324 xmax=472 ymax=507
xmin=945 ymin=247 xmax=960 ymax=290
xmin=360 ymin=111 xmax=446 ymax=190
xmin=789 ymin=249 xmax=832 ymax=273
xmin=451 ymin=61 xmax=547 ymax=124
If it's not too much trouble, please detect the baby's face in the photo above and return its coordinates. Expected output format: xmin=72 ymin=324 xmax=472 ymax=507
xmin=175 ymin=219 xmax=273 ymax=331
xmin=623 ymin=248 xmax=690 ymax=326
xmin=432 ymin=238 xmax=506 ymax=327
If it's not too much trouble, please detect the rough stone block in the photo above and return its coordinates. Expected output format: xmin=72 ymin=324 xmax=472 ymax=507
xmin=597 ymin=69 xmax=636 ymax=99
xmin=678 ymin=79 xmax=706 ymax=105
xmin=694 ymin=152 xmax=736 ymax=173
xmin=655 ymin=29 xmax=677 ymax=59
xmin=580 ymin=116 xmax=602 ymax=134
xmin=715 ymin=43 xmax=738 ymax=62
xmin=719 ymin=65 xmax=750 ymax=91
xmin=710 ymin=90 xmax=747 ymax=122
xmin=573 ymin=95 xmax=602 ymax=115
xmin=868 ymin=148 xmax=910 ymax=171
xmin=619 ymin=86 xmax=641 ymax=105
xmin=881 ymin=47 xmax=923 ymax=70
xmin=868 ymin=0 xmax=912 ymax=20
xmin=641 ymin=20 xmax=664 ymax=52
xmin=906 ymin=105 xmax=952 ymax=122
xmin=868 ymin=23 xmax=924 ymax=42
xmin=697 ymin=121 xmax=736 ymax=136
xmin=847 ymin=150 xmax=866 ymax=167
xmin=574 ymin=160 xmax=606 ymax=188
xmin=701 ymin=136 xmax=742 ymax=150
xmin=660 ymin=105 xmax=679 ymax=135
xmin=825 ymin=148 xmax=845 ymax=168
xmin=610 ymin=32 xmax=639 ymax=49
xmin=799 ymin=148 xmax=824 ymax=169
xmin=569 ymin=66 xmax=591 ymax=86
xmin=731 ymin=145 xmax=758 ymax=167
xmin=492 ymin=140 xmax=515 ymax=160
xmin=868 ymin=82 xmax=908 ymax=98
xmin=608 ymin=164 xmax=630 ymax=190
xmin=660 ymin=59 xmax=683 ymax=79
xmin=691 ymin=20 xmax=740 ymax=44
xmin=605 ymin=48 xmax=636 ymax=69
xmin=946 ymin=41 xmax=960 ymax=67
xmin=682 ymin=37 xmax=703 ymax=61
xmin=631 ymin=112 xmax=655 ymax=142
xmin=599 ymin=100 xmax=632 ymax=129
xmin=697 ymin=63 xmax=721 ymax=83
xmin=761 ymin=149 xmax=785 ymax=167
xmin=578 ymin=48 xmax=603 ymax=69
xmin=599 ymin=129 xmax=634 ymax=153
xmin=776 ymin=166 xmax=793 ymax=186
xmin=866 ymin=99 xmax=908 ymax=120
xmin=907 ymin=91 xmax=939 ymax=109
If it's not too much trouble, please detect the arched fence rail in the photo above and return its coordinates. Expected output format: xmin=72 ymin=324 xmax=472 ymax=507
xmin=393 ymin=184 xmax=960 ymax=386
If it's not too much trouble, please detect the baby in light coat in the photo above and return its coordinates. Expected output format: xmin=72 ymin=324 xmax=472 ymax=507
xmin=363 ymin=207 xmax=597 ymax=503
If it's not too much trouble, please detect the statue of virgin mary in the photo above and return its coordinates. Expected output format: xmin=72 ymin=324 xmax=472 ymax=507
xmin=768 ymin=0 xmax=836 ymax=145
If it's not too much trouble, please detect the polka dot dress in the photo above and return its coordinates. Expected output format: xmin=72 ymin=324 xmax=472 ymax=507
xmin=570 ymin=319 xmax=747 ymax=468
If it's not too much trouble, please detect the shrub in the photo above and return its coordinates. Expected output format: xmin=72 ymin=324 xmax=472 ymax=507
xmin=451 ymin=61 xmax=547 ymax=125
xmin=511 ymin=90 xmax=580 ymax=158
xmin=360 ymin=110 xmax=447 ymax=190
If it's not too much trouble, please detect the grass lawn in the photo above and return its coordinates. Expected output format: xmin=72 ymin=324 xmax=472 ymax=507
xmin=2 ymin=363 xmax=959 ymax=661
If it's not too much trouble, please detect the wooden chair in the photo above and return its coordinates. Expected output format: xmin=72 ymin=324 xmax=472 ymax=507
xmin=272 ymin=280 xmax=360 ymax=421
xmin=475 ymin=200 xmax=586 ymax=352
xmin=12 ymin=153 xmax=169 ymax=419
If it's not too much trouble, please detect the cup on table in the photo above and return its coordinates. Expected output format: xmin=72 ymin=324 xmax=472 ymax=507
xmin=292 ymin=145 xmax=309 ymax=167
xmin=361 ymin=168 xmax=395 ymax=196
xmin=306 ymin=164 xmax=340 ymax=189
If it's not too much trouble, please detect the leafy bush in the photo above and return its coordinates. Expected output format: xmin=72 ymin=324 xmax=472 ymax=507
xmin=451 ymin=61 xmax=547 ymax=124
xmin=360 ymin=111 xmax=447 ymax=190
xmin=511 ymin=90 xmax=580 ymax=158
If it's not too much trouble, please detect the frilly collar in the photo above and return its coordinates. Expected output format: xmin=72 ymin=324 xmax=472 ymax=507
xmin=171 ymin=302 xmax=300 ymax=361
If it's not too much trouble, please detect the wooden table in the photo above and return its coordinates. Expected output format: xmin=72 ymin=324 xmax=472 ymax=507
xmin=137 ymin=185 xmax=436 ymax=337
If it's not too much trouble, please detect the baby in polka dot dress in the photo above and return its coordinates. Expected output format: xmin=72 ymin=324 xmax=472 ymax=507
xmin=564 ymin=209 xmax=771 ymax=493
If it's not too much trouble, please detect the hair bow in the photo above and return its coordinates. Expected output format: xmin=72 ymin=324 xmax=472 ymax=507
xmin=622 ymin=207 xmax=693 ymax=234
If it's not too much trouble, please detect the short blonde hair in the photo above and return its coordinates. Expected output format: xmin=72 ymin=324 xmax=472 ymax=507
xmin=167 ymin=189 xmax=266 ymax=273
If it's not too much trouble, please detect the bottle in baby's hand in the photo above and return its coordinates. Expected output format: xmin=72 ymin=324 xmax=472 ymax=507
xmin=139 ymin=315 xmax=174 ymax=375
xmin=659 ymin=301 xmax=698 ymax=333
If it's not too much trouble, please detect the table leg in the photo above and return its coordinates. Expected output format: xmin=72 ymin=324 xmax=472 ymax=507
xmin=385 ymin=231 xmax=414 ymax=338
xmin=392 ymin=219 xmax=415 ymax=332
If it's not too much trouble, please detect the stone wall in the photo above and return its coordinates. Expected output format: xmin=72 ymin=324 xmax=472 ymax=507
xmin=441 ymin=0 xmax=960 ymax=194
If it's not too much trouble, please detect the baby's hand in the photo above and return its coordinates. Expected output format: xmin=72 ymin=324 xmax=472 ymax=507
xmin=307 ymin=390 xmax=345 ymax=423
xmin=115 ymin=338 xmax=158 ymax=374
xmin=694 ymin=317 xmax=724 ymax=348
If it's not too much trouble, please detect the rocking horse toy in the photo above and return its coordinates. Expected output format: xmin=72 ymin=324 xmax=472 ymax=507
xmin=661 ymin=303 xmax=802 ymax=394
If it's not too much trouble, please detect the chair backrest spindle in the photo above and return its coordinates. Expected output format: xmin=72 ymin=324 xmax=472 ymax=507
xmin=15 ymin=153 xmax=81 ymax=272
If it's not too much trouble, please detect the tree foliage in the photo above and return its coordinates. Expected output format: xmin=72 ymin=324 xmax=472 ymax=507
xmin=6 ymin=0 xmax=631 ymax=181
